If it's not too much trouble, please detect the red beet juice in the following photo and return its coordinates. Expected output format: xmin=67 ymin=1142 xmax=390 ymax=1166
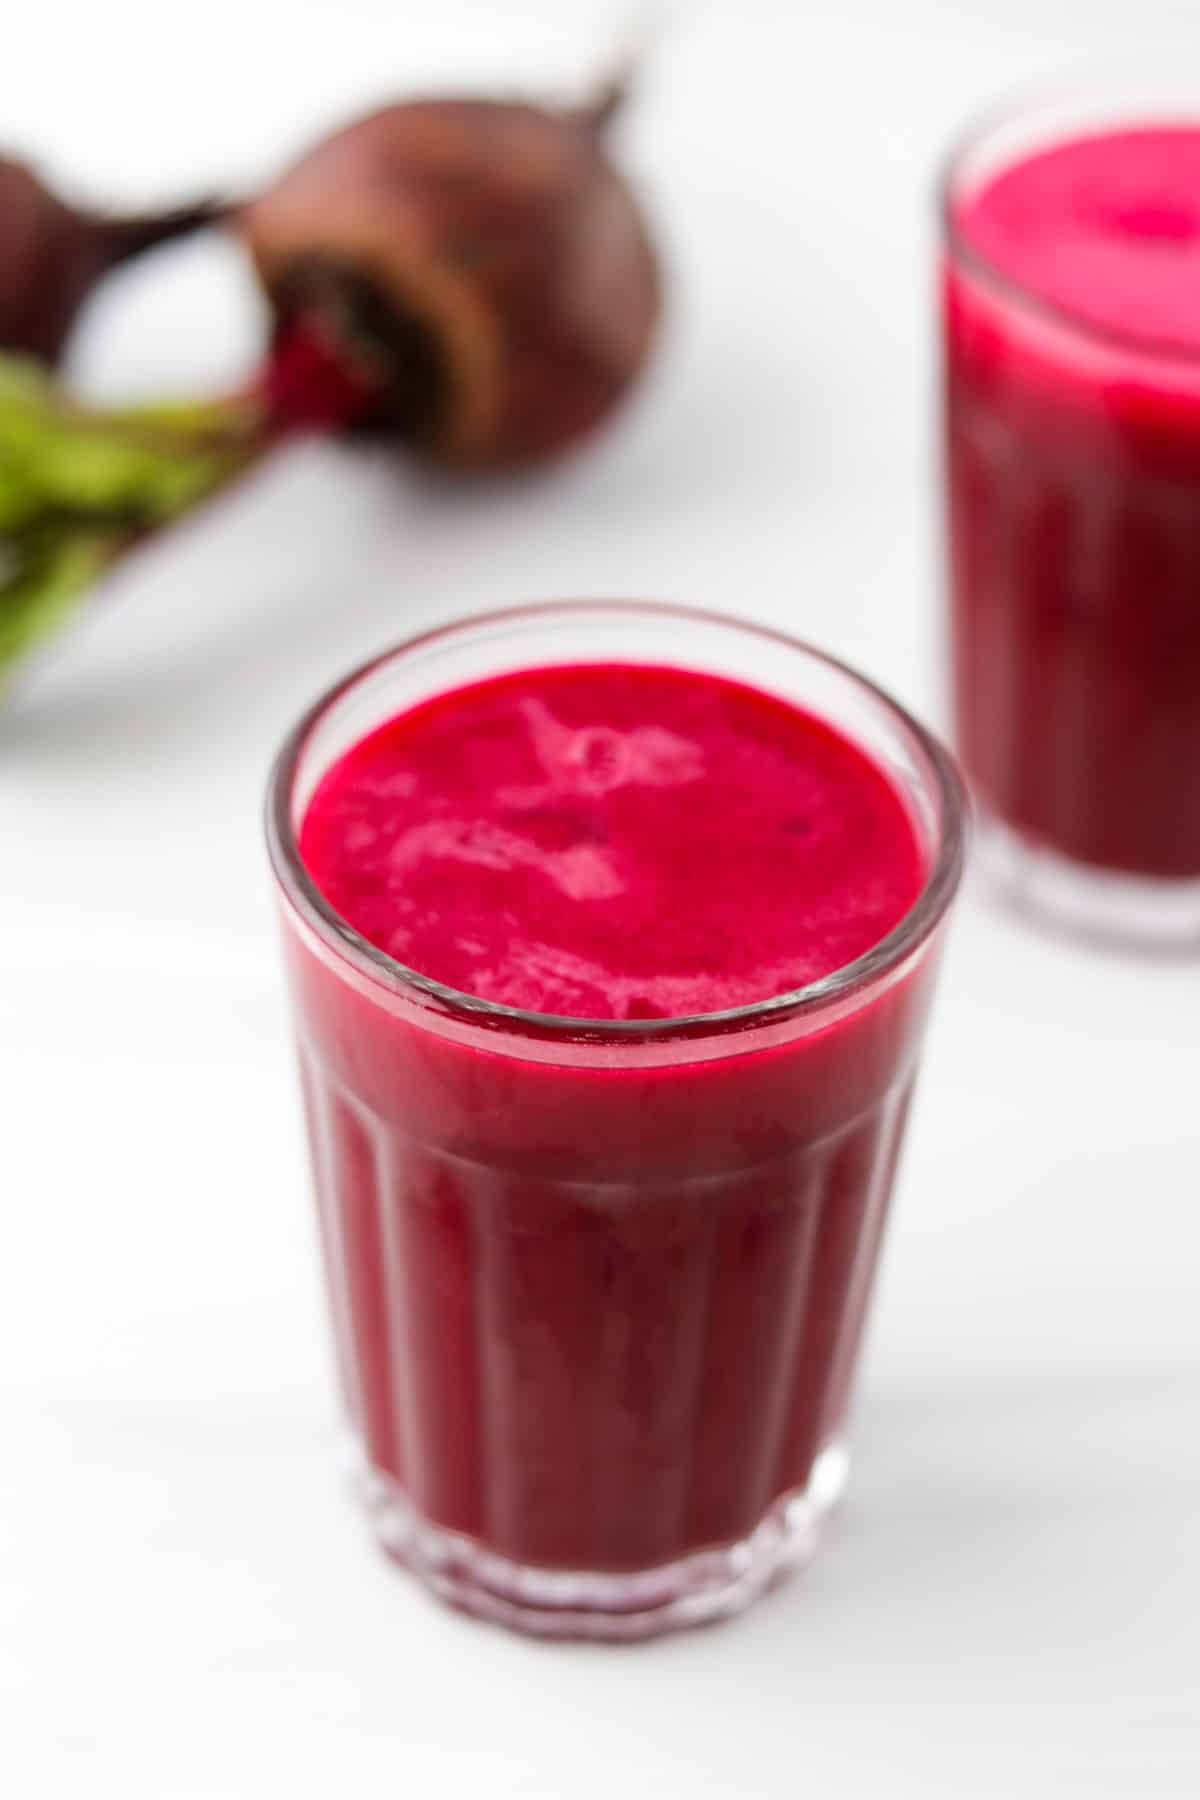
xmin=268 ymin=603 xmax=965 ymax=1637
xmin=945 ymin=91 xmax=1200 ymax=941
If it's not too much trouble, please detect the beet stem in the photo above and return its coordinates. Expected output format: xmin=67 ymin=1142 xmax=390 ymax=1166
xmin=580 ymin=64 xmax=634 ymax=132
xmin=578 ymin=4 xmax=674 ymax=132
xmin=96 ymin=197 xmax=229 ymax=268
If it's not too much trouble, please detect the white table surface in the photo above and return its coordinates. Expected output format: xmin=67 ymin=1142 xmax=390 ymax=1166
xmin=2 ymin=2 xmax=1198 ymax=1794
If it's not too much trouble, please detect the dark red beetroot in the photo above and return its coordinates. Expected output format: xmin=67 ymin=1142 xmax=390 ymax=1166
xmin=0 ymin=155 xmax=221 ymax=363
xmin=0 ymin=78 xmax=663 ymax=692
xmin=241 ymin=87 xmax=661 ymax=464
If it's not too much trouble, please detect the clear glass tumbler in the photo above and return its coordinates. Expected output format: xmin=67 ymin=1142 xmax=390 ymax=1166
xmin=943 ymin=78 xmax=1200 ymax=947
xmin=266 ymin=602 xmax=965 ymax=1638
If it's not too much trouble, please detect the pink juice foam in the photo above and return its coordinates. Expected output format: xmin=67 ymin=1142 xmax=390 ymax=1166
xmin=300 ymin=663 xmax=924 ymax=1019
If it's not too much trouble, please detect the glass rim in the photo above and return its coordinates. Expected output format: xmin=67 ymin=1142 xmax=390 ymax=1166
xmin=265 ymin=600 xmax=967 ymax=1046
xmin=939 ymin=73 xmax=1200 ymax=364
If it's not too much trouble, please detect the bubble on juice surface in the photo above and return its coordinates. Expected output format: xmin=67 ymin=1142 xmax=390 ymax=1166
xmin=498 ymin=698 xmax=705 ymax=808
xmin=387 ymin=816 xmax=623 ymax=901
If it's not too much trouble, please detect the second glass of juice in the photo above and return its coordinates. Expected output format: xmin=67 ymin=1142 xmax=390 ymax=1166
xmin=943 ymin=78 xmax=1200 ymax=946
xmin=267 ymin=602 xmax=965 ymax=1638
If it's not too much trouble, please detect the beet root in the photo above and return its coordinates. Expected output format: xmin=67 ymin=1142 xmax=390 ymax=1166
xmin=240 ymin=92 xmax=662 ymax=468
xmin=0 ymin=155 xmax=222 ymax=364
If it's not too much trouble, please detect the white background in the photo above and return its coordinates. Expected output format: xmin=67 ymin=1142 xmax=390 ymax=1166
xmin=2 ymin=2 xmax=1199 ymax=1794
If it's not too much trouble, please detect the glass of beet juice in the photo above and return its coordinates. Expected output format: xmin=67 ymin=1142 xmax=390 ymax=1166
xmin=943 ymin=80 xmax=1200 ymax=946
xmin=267 ymin=602 xmax=965 ymax=1638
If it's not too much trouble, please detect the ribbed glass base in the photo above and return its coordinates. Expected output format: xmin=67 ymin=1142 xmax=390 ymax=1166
xmin=355 ymin=1442 xmax=849 ymax=1641
xmin=977 ymin=814 xmax=1200 ymax=954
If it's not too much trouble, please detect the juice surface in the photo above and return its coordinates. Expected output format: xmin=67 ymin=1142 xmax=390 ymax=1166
xmin=300 ymin=662 xmax=925 ymax=1020
xmin=959 ymin=127 xmax=1200 ymax=350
